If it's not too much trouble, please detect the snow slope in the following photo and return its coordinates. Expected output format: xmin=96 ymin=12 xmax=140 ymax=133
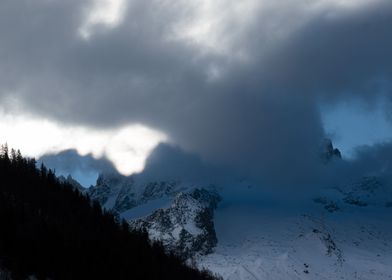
xmin=197 ymin=183 xmax=392 ymax=280
xmin=81 ymin=142 xmax=392 ymax=280
xmin=86 ymin=170 xmax=392 ymax=280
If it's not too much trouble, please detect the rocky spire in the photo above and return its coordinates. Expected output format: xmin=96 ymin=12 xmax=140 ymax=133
xmin=320 ymin=138 xmax=342 ymax=163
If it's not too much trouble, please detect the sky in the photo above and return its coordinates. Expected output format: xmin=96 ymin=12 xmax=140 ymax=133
xmin=1 ymin=0 xmax=392 ymax=186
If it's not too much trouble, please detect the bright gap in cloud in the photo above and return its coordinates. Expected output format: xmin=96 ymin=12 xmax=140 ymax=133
xmin=0 ymin=110 xmax=167 ymax=176
xmin=171 ymin=0 xmax=261 ymax=56
xmin=79 ymin=0 xmax=126 ymax=39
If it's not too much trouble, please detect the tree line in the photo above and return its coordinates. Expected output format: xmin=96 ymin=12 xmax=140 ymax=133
xmin=0 ymin=144 xmax=219 ymax=280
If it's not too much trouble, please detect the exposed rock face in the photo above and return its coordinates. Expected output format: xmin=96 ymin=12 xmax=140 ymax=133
xmin=311 ymin=228 xmax=344 ymax=265
xmin=339 ymin=176 xmax=383 ymax=207
xmin=87 ymin=173 xmax=186 ymax=212
xmin=314 ymin=176 xmax=392 ymax=212
xmin=87 ymin=172 xmax=221 ymax=259
xmin=114 ymin=180 xmax=183 ymax=213
xmin=321 ymin=139 xmax=341 ymax=162
xmin=313 ymin=197 xmax=341 ymax=213
xmin=130 ymin=188 xmax=221 ymax=259
xmin=87 ymin=172 xmax=134 ymax=209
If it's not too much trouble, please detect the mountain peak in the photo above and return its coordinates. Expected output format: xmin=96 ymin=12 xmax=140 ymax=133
xmin=320 ymin=138 xmax=341 ymax=162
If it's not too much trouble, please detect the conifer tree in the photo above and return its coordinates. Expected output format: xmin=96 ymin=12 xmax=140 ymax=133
xmin=0 ymin=146 xmax=220 ymax=280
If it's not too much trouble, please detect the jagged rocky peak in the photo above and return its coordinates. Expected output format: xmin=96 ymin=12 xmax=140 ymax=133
xmin=87 ymin=172 xmax=135 ymax=209
xmin=130 ymin=188 xmax=221 ymax=260
xmin=142 ymin=180 xmax=180 ymax=199
xmin=96 ymin=171 xmax=130 ymax=187
xmin=58 ymin=174 xmax=85 ymax=192
xmin=88 ymin=169 xmax=194 ymax=214
xmin=320 ymin=138 xmax=341 ymax=162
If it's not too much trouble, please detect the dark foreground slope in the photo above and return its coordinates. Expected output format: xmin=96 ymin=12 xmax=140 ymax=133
xmin=0 ymin=146 xmax=218 ymax=280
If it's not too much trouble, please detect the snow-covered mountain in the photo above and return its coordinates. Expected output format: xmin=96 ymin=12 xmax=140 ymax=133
xmin=82 ymin=143 xmax=226 ymax=258
xmin=86 ymin=170 xmax=392 ymax=279
xmin=196 ymin=178 xmax=392 ymax=280
xmin=130 ymin=188 xmax=220 ymax=259
xmin=86 ymin=172 xmax=221 ymax=258
xmin=55 ymin=141 xmax=392 ymax=280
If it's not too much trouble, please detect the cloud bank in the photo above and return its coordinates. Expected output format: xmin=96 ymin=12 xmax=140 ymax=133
xmin=1 ymin=0 xmax=392 ymax=185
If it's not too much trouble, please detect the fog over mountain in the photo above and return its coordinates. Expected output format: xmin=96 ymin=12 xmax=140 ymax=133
xmin=39 ymin=150 xmax=117 ymax=187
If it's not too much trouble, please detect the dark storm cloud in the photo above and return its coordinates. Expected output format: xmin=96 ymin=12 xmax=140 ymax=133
xmin=251 ymin=1 xmax=392 ymax=102
xmin=1 ymin=0 xmax=392 ymax=185
xmin=347 ymin=143 xmax=392 ymax=178
xmin=134 ymin=143 xmax=230 ymax=184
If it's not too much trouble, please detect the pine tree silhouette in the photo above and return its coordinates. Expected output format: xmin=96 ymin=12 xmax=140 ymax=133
xmin=0 ymin=146 xmax=220 ymax=280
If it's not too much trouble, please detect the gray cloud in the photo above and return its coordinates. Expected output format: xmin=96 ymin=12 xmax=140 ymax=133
xmin=254 ymin=1 xmax=392 ymax=102
xmin=2 ymin=0 xmax=392 ymax=186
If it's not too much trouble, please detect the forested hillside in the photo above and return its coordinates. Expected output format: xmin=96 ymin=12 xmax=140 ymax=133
xmin=0 ymin=145 xmax=218 ymax=280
